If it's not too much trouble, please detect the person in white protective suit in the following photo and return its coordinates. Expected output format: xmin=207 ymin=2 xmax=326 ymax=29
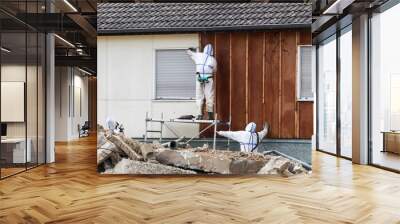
xmin=217 ymin=122 xmax=269 ymax=153
xmin=187 ymin=44 xmax=217 ymax=120
xmin=105 ymin=117 xmax=124 ymax=134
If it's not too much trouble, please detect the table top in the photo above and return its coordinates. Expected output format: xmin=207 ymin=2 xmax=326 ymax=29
xmin=381 ymin=131 xmax=400 ymax=134
xmin=1 ymin=138 xmax=28 ymax=143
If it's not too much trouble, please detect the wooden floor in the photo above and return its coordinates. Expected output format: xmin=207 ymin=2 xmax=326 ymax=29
xmin=0 ymin=167 xmax=26 ymax=178
xmin=372 ymin=150 xmax=400 ymax=171
xmin=1 ymin=136 xmax=400 ymax=223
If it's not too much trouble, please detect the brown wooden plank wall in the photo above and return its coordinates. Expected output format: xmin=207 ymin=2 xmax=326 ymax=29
xmin=200 ymin=29 xmax=313 ymax=139
xmin=88 ymin=77 xmax=97 ymax=132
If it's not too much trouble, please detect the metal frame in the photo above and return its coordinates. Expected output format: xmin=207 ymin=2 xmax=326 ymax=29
xmin=336 ymin=28 xmax=341 ymax=157
xmin=144 ymin=112 xmax=231 ymax=151
xmin=0 ymin=17 xmax=2 ymax=179
xmin=315 ymin=44 xmax=320 ymax=151
xmin=367 ymin=11 xmax=373 ymax=165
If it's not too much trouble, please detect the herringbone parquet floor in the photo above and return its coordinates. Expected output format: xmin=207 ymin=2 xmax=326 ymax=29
xmin=1 ymin=135 xmax=400 ymax=224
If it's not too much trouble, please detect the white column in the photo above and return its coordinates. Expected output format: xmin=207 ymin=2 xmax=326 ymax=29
xmin=312 ymin=46 xmax=317 ymax=150
xmin=46 ymin=32 xmax=55 ymax=163
xmin=352 ymin=14 xmax=369 ymax=164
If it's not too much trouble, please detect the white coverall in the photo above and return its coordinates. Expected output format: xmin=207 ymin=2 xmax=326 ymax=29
xmin=187 ymin=44 xmax=217 ymax=115
xmin=105 ymin=117 xmax=121 ymax=134
xmin=217 ymin=122 xmax=269 ymax=153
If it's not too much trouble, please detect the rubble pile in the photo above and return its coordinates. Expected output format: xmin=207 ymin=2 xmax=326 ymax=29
xmin=97 ymin=126 xmax=308 ymax=176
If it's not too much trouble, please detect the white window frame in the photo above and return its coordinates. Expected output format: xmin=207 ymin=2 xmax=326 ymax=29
xmin=152 ymin=47 xmax=197 ymax=101
xmin=297 ymin=45 xmax=314 ymax=101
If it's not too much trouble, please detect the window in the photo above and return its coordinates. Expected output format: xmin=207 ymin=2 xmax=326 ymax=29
xmin=155 ymin=49 xmax=196 ymax=100
xmin=317 ymin=36 xmax=337 ymax=154
xmin=390 ymin=74 xmax=400 ymax=130
xmin=370 ymin=3 xmax=400 ymax=171
xmin=297 ymin=45 xmax=313 ymax=101
xmin=339 ymin=26 xmax=352 ymax=158
xmin=316 ymin=25 xmax=352 ymax=159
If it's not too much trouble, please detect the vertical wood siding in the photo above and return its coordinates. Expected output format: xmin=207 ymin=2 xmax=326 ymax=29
xmin=230 ymin=33 xmax=247 ymax=131
xmin=88 ymin=77 xmax=97 ymax=132
xmin=280 ymin=31 xmax=297 ymax=138
xmin=264 ymin=31 xmax=281 ymax=138
xmin=248 ymin=32 xmax=265 ymax=131
xmin=200 ymin=29 xmax=313 ymax=139
xmin=215 ymin=32 xmax=231 ymax=131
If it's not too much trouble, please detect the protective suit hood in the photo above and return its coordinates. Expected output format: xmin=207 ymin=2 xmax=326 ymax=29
xmin=245 ymin=122 xmax=257 ymax=133
xmin=203 ymin=44 xmax=214 ymax=56
xmin=106 ymin=117 xmax=116 ymax=130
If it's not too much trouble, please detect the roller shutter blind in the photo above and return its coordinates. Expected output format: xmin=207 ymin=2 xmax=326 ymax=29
xmin=156 ymin=49 xmax=196 ymax=99
xmin=297 ymin=46 xmax=313 ymax=100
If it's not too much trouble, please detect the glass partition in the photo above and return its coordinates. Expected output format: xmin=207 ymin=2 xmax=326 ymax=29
xmin=26 ymin=0 xmax=44 ymax=169
xmin=370 ymin=3 xmax=400 ymax=171
xmin=0 ymin=1 xmax=46 ymax=179
xmin=1 ymin=30 xmax=28 ymax=177
xmin=27 ymin=30 xmax=38 ymax=169
xmin=339 ymin=26 xmax=352 ymax=158
xmin=317 ymin=35 xmax=337 ymax=154
xmin=38 ymin=32 xmax=45 ymax=165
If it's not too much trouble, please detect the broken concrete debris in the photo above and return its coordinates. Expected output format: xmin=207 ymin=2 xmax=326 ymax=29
xmin=97 ymin=127 xmax=308 ymax=176
xmin=103 ymin=158 xmax=197 ymax=175
xmin=107 ymin=134 xmax=143 ymax=161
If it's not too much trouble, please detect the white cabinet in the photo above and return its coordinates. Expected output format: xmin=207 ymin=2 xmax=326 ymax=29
xmin=1 ymin=138 xmax=32 ymax=163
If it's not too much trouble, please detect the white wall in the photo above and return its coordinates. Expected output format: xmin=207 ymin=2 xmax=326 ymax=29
xmin=55 ymin=66 xmax=68 ymax=141
xmin=1 ymin=65 xmax=37 ymax=138
xmin=1 ymin=64 xmax=46 ymax=163
xmin=55 ymin=67 xmax=89 ymax=141
xmin=98 ymin=34 xmax=199 ymax=138
xmin=72 ymin=71 xmax=89 ymax=137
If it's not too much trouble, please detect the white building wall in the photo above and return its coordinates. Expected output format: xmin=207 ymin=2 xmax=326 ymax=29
xmin=97 ymin=34 xmax=200 ymax=138
xmin=55 ymin=67 xmax=89 ymax=141
xmin=55 ymin=66 xmax=68 ymax=141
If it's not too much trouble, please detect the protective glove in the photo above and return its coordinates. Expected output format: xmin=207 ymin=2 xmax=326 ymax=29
xmin=263 ymin=122 xmax=269 ymax=132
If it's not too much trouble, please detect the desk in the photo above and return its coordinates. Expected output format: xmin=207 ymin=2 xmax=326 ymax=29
xmin=1 ymin=138 xmax=31 ymax=163
xmin=382 ymin=131 xmax=400 ymax=154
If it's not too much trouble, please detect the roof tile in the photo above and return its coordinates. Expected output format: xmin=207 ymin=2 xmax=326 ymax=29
xmin=98 ymin=3 xmax=311 ymax=34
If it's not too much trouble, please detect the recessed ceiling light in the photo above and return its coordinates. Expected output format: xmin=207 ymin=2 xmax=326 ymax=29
xmin=323 ymin=0 xmax=355 ymax=15
xmin=63 ymin=0 xmax=78 ymax=12
xmin=1 ymin=47 xmax=11 ymax=53
xmin=78 ymin=67 xmax=93 ymax=76
xmin=54 ymin=34 xmax=75 ymax=48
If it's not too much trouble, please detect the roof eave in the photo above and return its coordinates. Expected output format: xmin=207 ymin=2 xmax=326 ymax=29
xmin=97 ymin=23 xmax=311 ymax=36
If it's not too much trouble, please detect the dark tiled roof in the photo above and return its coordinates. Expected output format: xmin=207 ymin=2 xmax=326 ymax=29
xmin=98 ymin=3 xmax=311 ymax=35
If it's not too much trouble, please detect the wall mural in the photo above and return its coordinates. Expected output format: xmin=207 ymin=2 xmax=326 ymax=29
xmin=96 ymin=2 xmax=312 ymax=176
